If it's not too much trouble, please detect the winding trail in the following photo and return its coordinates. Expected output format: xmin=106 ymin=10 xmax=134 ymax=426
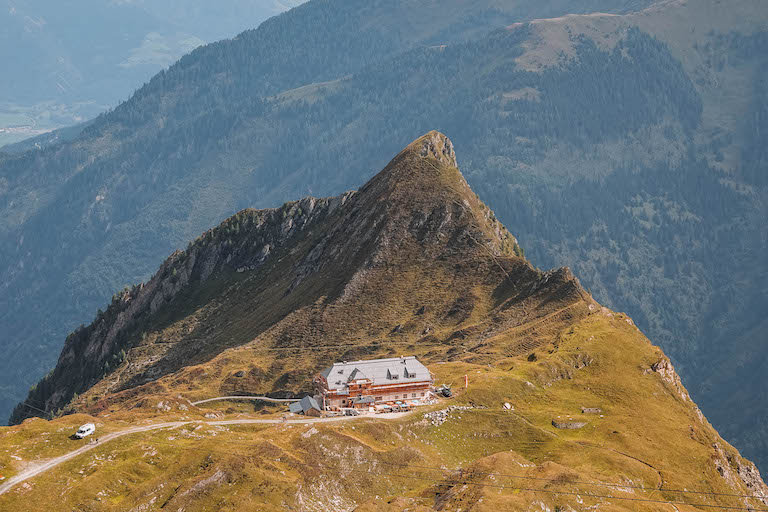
xmin=190 ymin=395 xmax=299 ymax=406
xmin=0 ymin=412 xmax=410 ymax=496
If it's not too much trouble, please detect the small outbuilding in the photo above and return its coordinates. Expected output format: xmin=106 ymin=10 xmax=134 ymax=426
xmin=288 ymin=396 xmax=322 ymax=417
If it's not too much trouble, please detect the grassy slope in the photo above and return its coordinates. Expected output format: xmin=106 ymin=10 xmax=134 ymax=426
xmin=0 ymin=314 xmax=764 ymax=511
xmin=1 ymin=133 xmax=764 ymax=510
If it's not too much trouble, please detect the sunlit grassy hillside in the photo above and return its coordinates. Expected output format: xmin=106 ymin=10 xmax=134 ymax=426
xmin=2 ymin=133 xmax=765 ymax=510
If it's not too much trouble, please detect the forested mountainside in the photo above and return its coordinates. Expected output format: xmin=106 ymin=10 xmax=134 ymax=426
xmin=1 ymin=0 xmax=767 ymax=471
xmin=0 ymin=0 xmax=654 ymax=426
xmin=3 ymin=133 xmax=767 ymax=511
xmin=0 ymin=0 xmax=303 ymax=146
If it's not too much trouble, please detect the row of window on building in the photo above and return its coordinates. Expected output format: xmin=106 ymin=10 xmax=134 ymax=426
xmin=374 ymin=392 xmax=426 ymax=401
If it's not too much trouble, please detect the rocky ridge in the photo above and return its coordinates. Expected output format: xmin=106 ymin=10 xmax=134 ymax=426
xmin=11 ymin=192 xmax=354 ymax=421
xmin=12 ymin=132 xmax=530 ymax=422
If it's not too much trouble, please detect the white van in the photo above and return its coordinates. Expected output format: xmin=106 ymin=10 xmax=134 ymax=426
xmin=74 ymin=423 xmax=96 ymax=439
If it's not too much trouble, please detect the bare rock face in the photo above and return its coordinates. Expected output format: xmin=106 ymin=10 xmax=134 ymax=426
xmin=417 ymin=131 xmax=457 ymax=168
xmin=713 ymin=442 xmax=768 ymax=506
xmin=738 ymin=460 xmax=768 ymax=506
xmin=649 ymin=357 xmax=691 ymax=403
xmin=552 ymin=419 xmax=587 ymax=429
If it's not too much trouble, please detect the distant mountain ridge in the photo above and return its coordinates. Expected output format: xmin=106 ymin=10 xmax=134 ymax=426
xmin=1 ymin=0 xmax=767 ymax=473
xmin=0 ymin=0 xmax=304 ymax=146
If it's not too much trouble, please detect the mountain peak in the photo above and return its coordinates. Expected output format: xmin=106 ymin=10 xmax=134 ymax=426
xmin=410 ymin=130 xmax=458 ymax=168
xmin=361 ymin=131 xmax=466 ymax=204
xmin=354 ymin=132 xmax=518 ymax=264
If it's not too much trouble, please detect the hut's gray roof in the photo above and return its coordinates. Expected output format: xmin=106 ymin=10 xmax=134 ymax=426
xmin=320 ymin=356 xmax=431 ymax=391
xmin=289 ymin=396 xmax=321 ymax=414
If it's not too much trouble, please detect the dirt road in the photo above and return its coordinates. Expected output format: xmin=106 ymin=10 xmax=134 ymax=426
xmin=0 ymin=421 xmax=185 ymax=495
xmin=0 ymin=412 xmax=410 ymax=496
xmin=190 ymin=395 xmax=299 ymax=406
